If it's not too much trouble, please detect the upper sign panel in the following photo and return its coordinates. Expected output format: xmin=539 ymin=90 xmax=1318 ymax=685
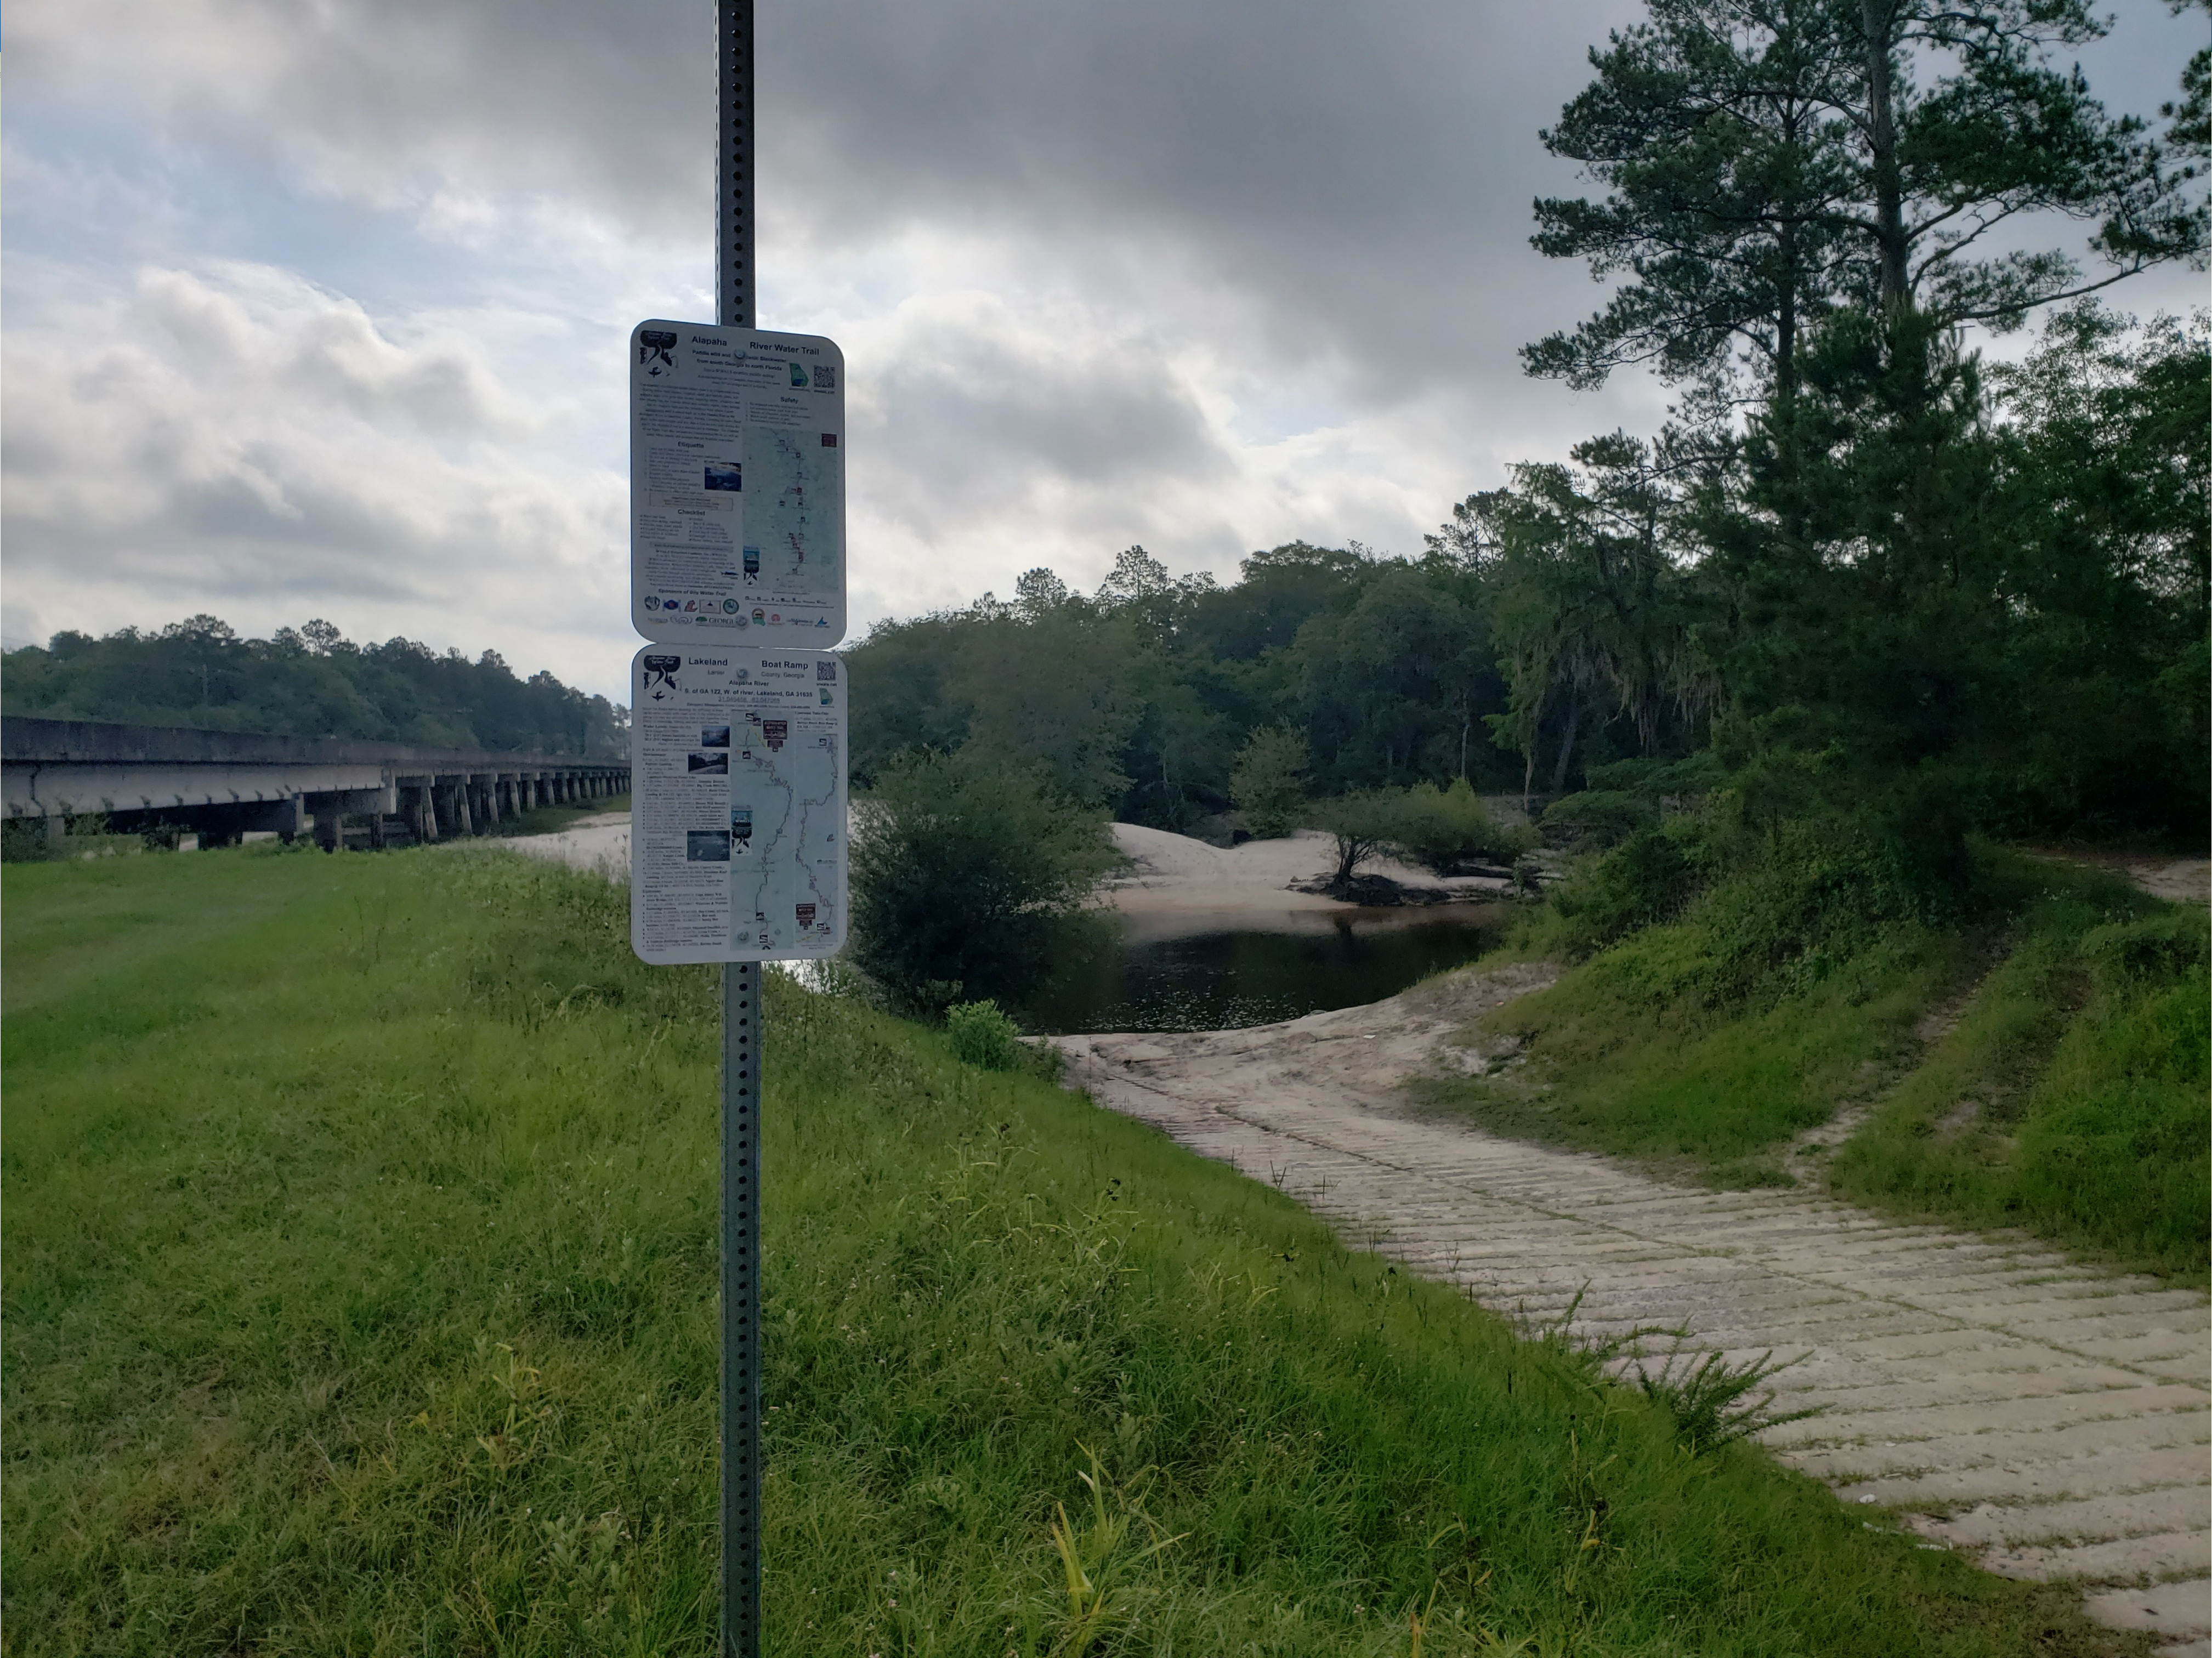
xmin=629 ymin=320 xmax=845 ymax=644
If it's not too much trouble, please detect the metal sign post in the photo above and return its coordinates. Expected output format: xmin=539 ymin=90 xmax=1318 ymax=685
xmin=625 ymin=12 xmax=848 ymax=1652
xmin=719 ymin=7 xmax=759 ymax=1655
xmin=721 ymin=962 xmax=761 ymax=1655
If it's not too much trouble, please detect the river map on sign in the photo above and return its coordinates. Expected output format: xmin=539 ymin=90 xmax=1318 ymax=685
xmin=728 ymin=708 xmax=841 ymax=955
xmin=744 ymin=426 xmax=841 ymax=593
xmin=629 ymin=647 xmax=846 ymax=966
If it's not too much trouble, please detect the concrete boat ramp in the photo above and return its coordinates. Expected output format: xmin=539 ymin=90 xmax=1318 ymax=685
xmin=1054 ymin=967 xmax=2211 ymax=1654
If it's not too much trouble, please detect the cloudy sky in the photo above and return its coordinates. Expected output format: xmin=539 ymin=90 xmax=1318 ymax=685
xmin=4 ymin=0 xmax=2201 ymax=702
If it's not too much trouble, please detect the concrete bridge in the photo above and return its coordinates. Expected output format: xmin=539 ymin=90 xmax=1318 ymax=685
xmin=2 ymin=717 xmax=629 ymax=850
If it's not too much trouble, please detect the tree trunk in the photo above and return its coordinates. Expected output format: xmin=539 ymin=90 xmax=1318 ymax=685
xmin=1549 ymin=684 xmax=1585 ymax=794
xmin=1860 ymin=0 xmax=1910 ymax=310
xmin=1776 ymin=220 xmax=1799 ymax=405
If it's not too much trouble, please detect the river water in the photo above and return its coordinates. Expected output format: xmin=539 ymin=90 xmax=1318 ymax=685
xmin=1017 ymin=904 xmax=1512 ymax=1035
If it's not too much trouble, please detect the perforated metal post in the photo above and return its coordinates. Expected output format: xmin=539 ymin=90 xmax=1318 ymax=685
xmin=719 ymin=0 xmax=755 ymax=335
xmin=719 ymin=6 xmax=760 ymax=1655
xmin=721 ymin=963 xmax=761 ymax=1656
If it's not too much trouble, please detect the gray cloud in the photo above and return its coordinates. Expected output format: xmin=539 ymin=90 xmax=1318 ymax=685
xmin=8 ymin=0 xmax=2200 ymax=684
xmin=1 ymin=264 xmax=628 ymax=682
xmin=24 ymin=1 xmax=2191 ymax=353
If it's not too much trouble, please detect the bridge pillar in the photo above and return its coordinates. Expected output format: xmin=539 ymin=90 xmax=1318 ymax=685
xmin=477 ymin=773 xmax=500 ymax=827
xmin=454 ymin=781 xmax=474 ymax=836
xmin=312 ymin=802 xmax=344 ymax=852
xmin=249 ymin=795 xmax=307 ymax=843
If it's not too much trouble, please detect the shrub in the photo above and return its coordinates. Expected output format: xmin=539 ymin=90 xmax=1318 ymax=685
xmin=1388 ymin=778 xmax=1532 ymax=872
xmin=1540 ymin=790 xmax=1658 ymax=849
xmin=0 ymin=818 xmax=53 ymax=863
xmin=1311 ymin=791 xmax=1403 ymax=885
xmin=1229 ymin=726 xmax=1309 ymax=838
xmin=1549 ymin=826 xmax=1698 ymax=953
xmin=849 ymin=749 xmax=1121 ymax=1018
xmin=945 ymin=999 xmax=1027 ymax=1071
xmin=2081 ymin=909 xmax=2209 ymax=990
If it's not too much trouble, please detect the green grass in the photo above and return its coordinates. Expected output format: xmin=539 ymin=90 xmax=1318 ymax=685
xmin=1417 ymin=915 xmax=1982 ymax=1183
xmin=1828 ymin=888 xmax=2210 ymax=1276
xmin=2 ymin=845 xmax=2149 ymax=1656
xmin=1420 ymin=850 xmax=2208 ymax=1276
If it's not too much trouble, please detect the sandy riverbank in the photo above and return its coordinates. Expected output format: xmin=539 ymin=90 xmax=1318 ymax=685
xmin=502 ymin=815 xmax=1513 ymax=913
xmin=1108 ymin=824 xmax=1508 ymax=909
xmin=506 ymin=811 xmax=629 ymax=879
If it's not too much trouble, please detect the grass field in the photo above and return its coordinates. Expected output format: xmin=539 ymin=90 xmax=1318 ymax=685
xmin=2 ymin=844 xmax=2153 ymax=1655
xmin=1419 ymin=852 xmax=2209 ymax=1279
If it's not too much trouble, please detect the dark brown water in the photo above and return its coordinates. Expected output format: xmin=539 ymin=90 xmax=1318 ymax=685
xmin=1017 ymin=905 xmax=1511 ymax=1034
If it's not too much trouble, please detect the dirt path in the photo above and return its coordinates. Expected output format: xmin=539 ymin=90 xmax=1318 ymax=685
xmin=1052 ymin=966 xmax=2211 ymax=1653
xmin=2033 ymin=852 xmax=2211 ymax=909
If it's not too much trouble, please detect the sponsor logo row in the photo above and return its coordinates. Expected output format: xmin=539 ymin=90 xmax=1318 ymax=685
xmin=642 ymin=596 xmax=831 ymax=629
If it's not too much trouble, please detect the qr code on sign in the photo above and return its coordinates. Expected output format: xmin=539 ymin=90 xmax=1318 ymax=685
xmin=811 ymin=365 xmax=836 ymax=390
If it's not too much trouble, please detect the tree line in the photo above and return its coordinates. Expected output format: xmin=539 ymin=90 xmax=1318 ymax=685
xmin=848 ymin=0 xmax=2207 ymax=850
xmin=2 ymin=616 xmax=629 ymax=758
xmin=850 ymin=299 xmax=2204 ymax=847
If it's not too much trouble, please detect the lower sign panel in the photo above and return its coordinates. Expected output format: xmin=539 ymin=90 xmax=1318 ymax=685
xmin=630 ymin=645 xmax=847 ymax=964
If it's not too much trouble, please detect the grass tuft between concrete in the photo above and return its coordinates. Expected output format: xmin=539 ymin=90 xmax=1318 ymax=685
xmin=2 ymin=845 xmax=2152 ymax=1656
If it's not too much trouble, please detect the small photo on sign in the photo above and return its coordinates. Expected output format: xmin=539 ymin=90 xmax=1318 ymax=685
xmin=686 ymin=830 xmax=732 ymax=862
xmin=700 ymin=725 xmax=731 ymax=748
xmin=687 ymin=751 xmax=729 ymax=775
xmin=704 ymin=462 xmax=742 ymax=492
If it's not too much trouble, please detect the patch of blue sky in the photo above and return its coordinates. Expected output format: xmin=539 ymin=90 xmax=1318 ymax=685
xmin=1227 ymin=392 xmax=1347 ymax=449
xmin=4 ymin=103 xmax=477 ymax=317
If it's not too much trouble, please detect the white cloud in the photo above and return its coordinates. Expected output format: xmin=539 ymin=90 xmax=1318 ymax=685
xmin=1 ymin=264 xmax=634 ymax=691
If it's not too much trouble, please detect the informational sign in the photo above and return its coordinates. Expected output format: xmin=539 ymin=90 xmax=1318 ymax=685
xmin=630 ymin=320 xmax=846 ymax=645
xmin=629 ymin=646 xmax=847 ymax=964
